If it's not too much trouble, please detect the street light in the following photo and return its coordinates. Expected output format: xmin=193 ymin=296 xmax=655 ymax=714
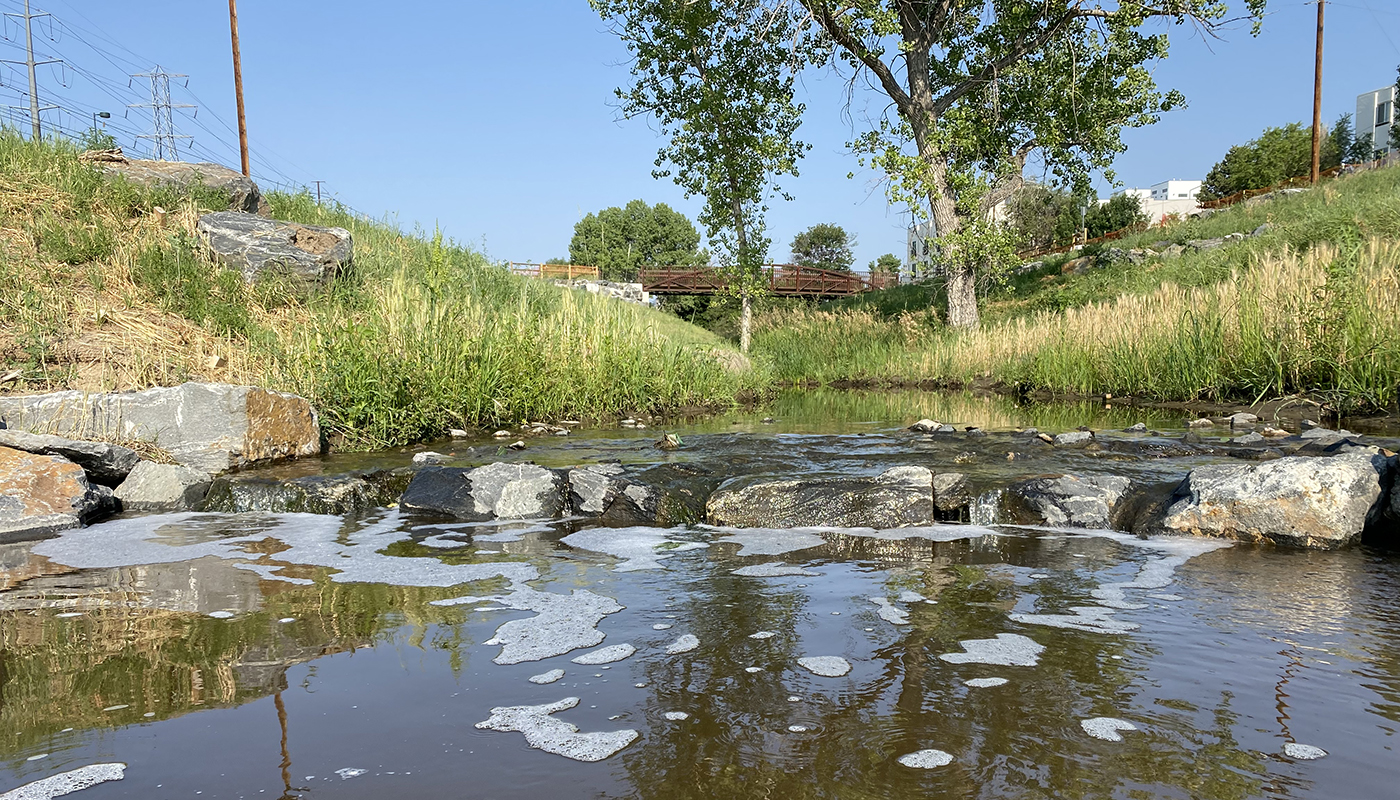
xmin=92 ymin=110 xmax=109 ymax=130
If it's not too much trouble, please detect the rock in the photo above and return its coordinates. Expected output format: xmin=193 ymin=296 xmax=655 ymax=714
xmin=1187 ymin=237 xmax=1226 ymax=252
xmin=1228 ymin=412 xmax=1259 ymax=428
xmin=1053 ymin=431 xmax=1094 ymax=447
xmin=567 ymin=464 xmax=659 ymax=526
xmin=1301 ymin=418 xmax=1319 ymax=430
xmin=113 ymin=461 xmax=213 ymax=511
xmin=448 ymin=429 xmax=471 ymax=439
xmin=413 ymin=451 xmax=451 ymax=466
xmin=1004 ymin=474 xmax=1134 ymax=529
xmin=1299 ymin=426 xmax=1354 ymax=442
xmin=201 ymin=469 xmax=409 ymax=515
xmin=1187 ymin=418 xmax=1214 ymax=428
xmin=400 ymin=462 xmax=567 ymax=521
xmin=1125 ymin=423 xmax=1147 ymax=433
xmin=706 ymin=466 xmax=936 ymax=529
xmin=508 ymin=440 xmax=527 ymax=451
xmin=1233 ymin=432 xmax=1266 ymax=445
xmin=656 ymin=434 xmax=682 ymax=451
xmin=965 ymin=427 xmax=987 ymax=438
xmin=1161 ymin=244 xmax=1185 ymax=259
xmin=0 ymin=429 xmax=139 ymax=485
xmin=1061 ymin=257 xmax=1091 ymax=274
xmin=196 ymin=211 xmax=353 ymax=286
xmin=1104 ymin=247 xmax=1128 ymax=264
xmin=1223 ymin=232 xmax=1247 ymax=245
xmin=932 ymin=472 xmax=971 ymax=514
xmin=0 ymin=446 xmax=114 ymax=537
xmin=97 ymin=155 xmax=268 ymax=214
xmin=908 ymin=419 xmax=942 ymax=433
xmin=1144 ymin=453 xmax=1391 ymax=548
xmin=0 ymin=383 xmax=320 ymax=474
xmin=1251 ymin=223 xmax=1273 ymax=237
xmin=1036 ymin=433 xmax=1055 ymax=444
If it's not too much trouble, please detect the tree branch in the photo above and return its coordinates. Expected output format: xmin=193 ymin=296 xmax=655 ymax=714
xmin=803 ymin=1 xmax=912 ymax=111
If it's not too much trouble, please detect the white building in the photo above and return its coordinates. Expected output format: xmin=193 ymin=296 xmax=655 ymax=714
xmin=1356 ymin=85 xmax=1396 ymax=156
xmin=905 ymin=219 xmax=938 ymax=281
xmin=1112 ymin=179 xmax=1203 ymax=224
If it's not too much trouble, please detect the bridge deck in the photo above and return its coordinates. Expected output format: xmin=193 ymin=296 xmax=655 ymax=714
xmin=641 ymin=265 xmax=896 ymax=297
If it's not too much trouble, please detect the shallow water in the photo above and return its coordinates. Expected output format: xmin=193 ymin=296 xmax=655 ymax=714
xmin=1 ymin=393 xmax=1397 ymax=799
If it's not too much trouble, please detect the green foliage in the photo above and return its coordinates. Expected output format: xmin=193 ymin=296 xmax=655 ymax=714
xmin=1007 ymin=184 xmax=1087 ymax=250
xmin=1352 ymin=133 xmax=1378 ymax=165
xmin=130 ymin=236 xmax=258 ymax=338
xmin=1084 ymin=193 xmax=1146 ymax=239
xmin=76 ymin=126 xmax=118 ymax=152
xmin=1199 ymin=122 xmax=1314 ymax=200
xmin=868 ymin=253 xmax=900 ymax=274
xmin=568 ymin=199 xmax=705 ymax=280
xmin=790 ymin=223 xmax=855 ymax=271
xmin=1326 ymin=113 xmax=1353 ymax=171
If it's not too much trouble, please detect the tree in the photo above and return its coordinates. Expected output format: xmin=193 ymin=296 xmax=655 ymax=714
xmin=1199 ymin=123 xmax=1313 ymax=200
xmin=1393 ymin=65 xmax=1400 ymax=154
xmin=790 ymin=223 xmax=855 ymax=271
xmin=1325 ymin=113 xmax=1353 ymax=170
xmin=568 ymin=199 xmax=704 ymax=280
xmin=789 ymin=0 xmax=1266 ymax=329
xmin=1084 ymin=192 xmax=1146 ymax=238
xmin=1348 ymin=133 xmax=1375 ymax=167
xmin=1007 ymin=184 xmax=1085 ymax=251
xmin=594 ymin=0 xmax=812 ymax=352
xmin=869 ymin=253 xmax=901 ymax=275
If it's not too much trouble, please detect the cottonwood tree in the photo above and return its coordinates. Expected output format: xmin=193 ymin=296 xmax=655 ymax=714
xmin=787 ymin=0 xmax=1267 ymax=329
xmin=594 ymin=0 xmax=813 ymax=352
xmin=791 ymin=223 xmax=856 ymax=270
xmin=569 ymin=199 xmax=705 ymax=280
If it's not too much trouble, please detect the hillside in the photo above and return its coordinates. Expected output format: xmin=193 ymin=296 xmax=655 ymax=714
xmin=0 ymin=132 xmax=760 ymax=449
xmin=754 ymin=165 xmax=1400 ymax=412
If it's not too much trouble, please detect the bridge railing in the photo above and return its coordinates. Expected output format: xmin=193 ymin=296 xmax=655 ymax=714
xmin=509 ymin=262 xmax=601 ymax=281
xmin=639 ymin=264 xmax=895 ymax=296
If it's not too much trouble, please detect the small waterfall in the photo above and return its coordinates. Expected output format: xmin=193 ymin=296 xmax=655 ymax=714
xmin=970 ymin=489 xmax=1004 ymax=526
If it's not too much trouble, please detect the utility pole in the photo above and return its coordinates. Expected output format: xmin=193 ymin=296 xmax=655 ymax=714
xmin=129 ymin=67 xmax=194 ymax=160
xmin=1 ymin=0 xmax=59 ymax=140
xmin=1311 ymin=0 xmax=1325 ymax=183
xmin=312 ymin=180 xmax=325 ymax=203
xmin=228 ymin=0 xmax=250 ymax=177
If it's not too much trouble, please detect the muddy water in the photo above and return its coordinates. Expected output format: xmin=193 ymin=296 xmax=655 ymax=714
xmin=1 ymin=391 xmax=1397 ymax=799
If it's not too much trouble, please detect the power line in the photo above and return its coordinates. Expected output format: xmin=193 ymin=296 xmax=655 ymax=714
xmin=0 ymin=0 xmax=58 ymax=138
xmin=128 ymin=66 xmax=193 ymax=160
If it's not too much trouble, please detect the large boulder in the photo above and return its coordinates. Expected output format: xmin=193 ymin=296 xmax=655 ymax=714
xmin=93 ymin=154 xmax=268 ymax=214
xmin=1003 ymin=474 xmax=1134 ymax=529
xmin=567 ymin=464 xmax=659 ymax=526
xmin=200 ymin=469 xmax=409 ymax=515
xmin=114 ymin=461 xmax=213 ymax=511
xmin=0 ymin=446 xmax=115 ymax=538
xmin=0 ymin=383 xmax=320 ymax=474
xmin=705 ymin=466 xmax=936 ymax=529
xmin=197 ymin=211 xmax=352 ymax=286
xmin=400 ymin=463 xmax=567 ymax=521
xmin=0 ymin=429 xmax=138 ymax=485
xmin=1141 ymin=453 xmax=1392 ymax=548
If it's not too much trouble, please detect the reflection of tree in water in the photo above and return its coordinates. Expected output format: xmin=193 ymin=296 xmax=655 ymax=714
xmin=617 ymin=552 xmax=1268 ymax=800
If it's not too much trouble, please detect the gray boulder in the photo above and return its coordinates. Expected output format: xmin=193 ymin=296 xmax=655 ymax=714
xmin=115 ymin=461 xmax=213 ymax=511
xmin=201 ymin=469 xmax=408 ymax=515
xmin=0 ymin=429 xmax=138 ymax=485
xmin=1053 ymin=431 xmax=1094 ymax=447
xmin=93 ymin=154 xmax=268 ymax=214
xmin=0 ymin=383 xmax=320 ymax=474
xmin=933 ymin=472 xmax=971 ymax=513
xmin=1145 ymin=453 xmax=1391 ymax=548
xmin=0 ymin=446 xmax=115 ymax=538
xmin=197 ymin=211 xmax=352 ymax=286
xmin=1228 ymin=412 xmax=1259 ymax=428
xmin=1004 ymin=474 xmax=1134 ymax=529
xmin=706 ymin=466 xmax=936 ymax=529
xmin=400 ymin=462 xmax=567 ymax=520
xmin=567 ymin=464 xmax=659 ymax=526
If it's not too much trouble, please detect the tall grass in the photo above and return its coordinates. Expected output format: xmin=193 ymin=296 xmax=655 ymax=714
xmin=0 ymin=131 xmax=760 ymax=449
xmin=756 ymin=241 xmax=1400 ymax=410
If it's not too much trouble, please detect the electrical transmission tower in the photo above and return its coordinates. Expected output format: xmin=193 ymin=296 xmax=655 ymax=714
xmin=1 ymin=0 xmax=60 ymax=140
xmin=128 ymin=66 xmax=194 ymax=160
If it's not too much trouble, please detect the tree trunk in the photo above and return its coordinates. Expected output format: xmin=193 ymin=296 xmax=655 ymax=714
xmin=944 ymin=264 xmax=978 ymax=329
xmin=740 ymin=290 xmax=752 ymax=353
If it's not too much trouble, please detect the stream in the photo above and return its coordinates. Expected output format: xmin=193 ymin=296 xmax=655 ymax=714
xmin=0 ymin=391 xmax=1396 ymax=799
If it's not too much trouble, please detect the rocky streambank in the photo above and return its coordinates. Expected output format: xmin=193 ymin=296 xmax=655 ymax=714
xmin=1 ymin=386 xmax=1396 ymax=551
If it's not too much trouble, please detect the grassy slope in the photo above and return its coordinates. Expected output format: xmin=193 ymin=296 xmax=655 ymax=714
xmin=0 ymin=133 xmax=761 ymax=449
xmin=754 ymin=166 xmax=1400 ymax=411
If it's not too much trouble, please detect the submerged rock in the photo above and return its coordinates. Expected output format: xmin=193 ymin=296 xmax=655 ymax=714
xmin=201 ymin=469 xmax=409 ymax=515
xmin=0 ymin=429 xmax=139 ymax=486
xmin=114 ymin=461 xmax=213 ymax=511
xmin=1003 ymin=474 xmax=1133 ymax=529
xmin=0 ymin=446 xmax=115 ymax=537
xmin=0 ymin=383 xmax=320 ymax=474
xmin=1141 ymin=453 xmax=1391 ymax=548
xmin=400 ymin=462 xmax=567 ymax=520
xmin=705 ymin=466 xmax=936 ymax=529
xmin=197 ymin=211 xmax=352 ymax=286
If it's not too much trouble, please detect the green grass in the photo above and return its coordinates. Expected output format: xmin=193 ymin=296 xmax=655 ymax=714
xmin=0 ymin=131 xmax=761 ymax=449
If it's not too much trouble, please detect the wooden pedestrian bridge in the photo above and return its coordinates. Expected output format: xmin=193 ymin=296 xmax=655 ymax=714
xmin=510 ymin=262 xmax=898 ymax=298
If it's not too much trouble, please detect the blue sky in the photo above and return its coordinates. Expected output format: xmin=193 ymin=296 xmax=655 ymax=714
xmin=2 ymin=1 xmax=1397 ymax=268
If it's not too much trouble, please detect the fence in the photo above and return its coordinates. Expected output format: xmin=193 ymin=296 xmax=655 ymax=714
xmin=509 ymin=262 xmax=601 ymax=281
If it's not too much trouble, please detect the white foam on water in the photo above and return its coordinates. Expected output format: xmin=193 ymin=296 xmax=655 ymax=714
xmin=652 ymin=623 xmax=672 ymax=630
xmin=278 ymin=617 xmax=296 ymax=623
xmin=206 ymin=611 xmax=234 ymax=619
xmin=1283 ymin=743 xmax=1327 ymax=760
xmin=1028 ymin=573 xmax=1051 ymax=579
xmin=749 ymin=631 xmax=777 ymax=640
xmin=870 ymin=597 xmax=910 ymax=625
xmin=1010 ymin=605 xmax=1140 ymax=635
xmin=896 ymin=590 xmax=926 ymax=603
xmin=663 ymin=712 xmax=689 ymax=721
xmin=1148 ymin=593 xmax=1183 ymax=602
xmin=529 ymin=669 xmax=565 ymax=685
xmin=0 ymin=763 xmax=125 ymax=800
xmin=732 ymin=563 xmax=820 ymax=577
xmin=745 ymin=667 xmax=763 ymax=673
xmin=897 ymin=749 xmax=953 ymax=769
xmin=665 ymin=634 xmax=700 ymax=655
xmin=335 ymin=768 xmax=366 ymax=780
xmin=53 ymin=613 xmax=82 ymax=619
xmin=796 ymin=656 xmax=851 ymax=677
xmin=571 ymin=644 xmax=636 ymax=665
xmin=24 ymin=755 xmax=46 ymax=762
xmin=32 ymin=510 xmax=540 ymax=590
xmin=561 ymin=528 xmax=707 ymax=572
xmin=1081 ymin=717 xmax=1138 ymax=741
xmin=475 ymin=697 xmax=638 ymax=762
xmin=939 ymin=634 xmax=1043 ymax=667
xmin=428 ymin=595 xmax=496 ymax=608
xmin=419 ymin=534 xmax=472 ymax=549
xmin=964 ymin=677 xmax=1009 ymax=688
xmin=787 ymin=725 xmax=810 ymax=733
xmin=101 ymin=705 xmax=127 ymax=712
xmin=711 ymin=527 xmax=826 ymax=556
xmin=842 ymin=524 xmax=999 ymax=543
xmin=480 ymin=588 xmax=626 ymax=665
